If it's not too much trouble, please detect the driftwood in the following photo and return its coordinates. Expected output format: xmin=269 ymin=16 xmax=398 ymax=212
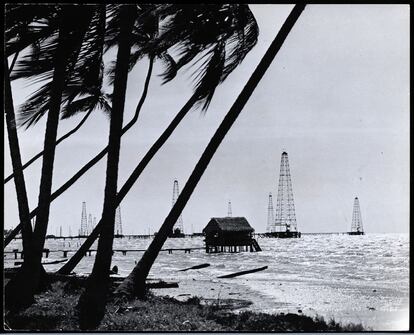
xmin=217 ymin=266 xmax=268 ymax=279
xmin=178 ymin=263 xmax=210 ymax=272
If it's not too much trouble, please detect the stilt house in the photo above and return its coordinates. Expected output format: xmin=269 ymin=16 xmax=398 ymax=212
xmin=202 ymin=217 xmax=261 ymax=253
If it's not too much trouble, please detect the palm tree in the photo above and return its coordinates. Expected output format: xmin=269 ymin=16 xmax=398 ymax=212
xmin=4 ymin=57 xmax=37 ymax=311
xmin=76 ymin=5 xmax=138 ymax=329
xmin=57 ymin=4 xmax=260 ymax=277
xmin=115 ymin=4 xmax=306 ymax=298
xmin=5 ymin=4 xmax=105 ymax=310
xmin=3 ymin=4 xmax=107 ymax=247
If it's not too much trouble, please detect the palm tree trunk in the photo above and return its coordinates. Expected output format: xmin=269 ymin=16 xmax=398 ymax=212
xmin=4 ymin=57 xmax=154 ymax=247
xmin=24 ymin=12 xmax=73 ymax=304
xmin=115 ymin=4 xmax=306 ymax=298
xmin=57 ymin=92 xmax=198 ymax=275
xmin=4 ymin=57 xmax=37 ymax=311
xmin=4 ymin=108 xmax=93 ymax=184
xmin=77 ymin=6 xmax=136 ymax=330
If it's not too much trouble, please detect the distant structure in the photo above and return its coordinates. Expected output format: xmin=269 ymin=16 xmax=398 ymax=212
xmin=348 ymin=197 xmax=365 ymax=235
xmin=80 ymin=202 xmax=88 ymax=236
xmin=227 ymin=200 xmax=232 ymax=217
xmin=267 ymin=152 xmax=300 ymax=238
xmin=115 ymin=205 xmax=123 ymax=236
xmin=266 ymin=192 xmax=274 ymax=231
xmin=203 ymin=217 xmax=261 ymax=253
xmin=169 ymin=179 xmax=185 ymax=237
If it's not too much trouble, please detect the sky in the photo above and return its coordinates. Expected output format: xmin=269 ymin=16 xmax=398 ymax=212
xmin=4 ymin=5 xmax=410 ymax=235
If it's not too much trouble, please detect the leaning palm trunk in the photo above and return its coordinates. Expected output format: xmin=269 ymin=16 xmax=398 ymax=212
xmin=115 ymin=4 xmax=306 ymax=298
xmin=77 ymin=6 xmax=136 ymax=330
xmin=4 ymin=57 xmax=154 ymax=248
xmin=58 ymin=93 xmax=198 ymax=275
xmin=4 ymin=57 xmax=37 ymax=311
xmin=26 ymin=20 xmax=72 ymax=300
xmin=4 ymin=108 xmax=93 ymax=184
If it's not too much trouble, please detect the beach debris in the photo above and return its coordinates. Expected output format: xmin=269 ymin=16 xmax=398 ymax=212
xmin=178 ymin=263 xmax=210 ymax=272
xmin=372 ymin=289 xmax=377 ymax=292
xmin=217 ymin=266 xmax=268 ymax=279
xmin=110 ymin=265 xmax=119 ymax=275
xmin=298 ymin=309 xmax=302 ymax=313
xmin=367 ymin=306 xmax=376 ymax=311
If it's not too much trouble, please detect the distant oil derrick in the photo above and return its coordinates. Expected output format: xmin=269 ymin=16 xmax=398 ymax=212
xmin=80 ymin=201 xmax=87 ymax=236
xmin=227 ymin=200 xmax=232 ymax=217
xmin=171 ymin=179 xmax=184 ymax=236
xmin=274 ymin=152 xmax=297 ymax=232
xmin=267 ymin=152 xmax=300 ymax=238
xmin=266 ymin=192 xmax=274 ymax=232
xmin=115 ymin=205 xmax=123 ymax=236
xmin=349 ymin=197 xmax=365 ymax=235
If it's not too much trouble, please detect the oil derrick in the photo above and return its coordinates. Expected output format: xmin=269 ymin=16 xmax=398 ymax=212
xmin=171 ymin=179 xmax=184 ymax=236
xmin=80 ymin=202 xmax=87 ymax=236
xmin=266 ymin=192 xmax=275 ymax=232
xmin=349 ymin=197 xmax=364 ymax=235
xmin=274 ymin=152 xmax=297 ymax=232
xmin=227 ymin=200 xmax=232 ymax=217
xmin=115 ymin=205 xmax=123 ymax=236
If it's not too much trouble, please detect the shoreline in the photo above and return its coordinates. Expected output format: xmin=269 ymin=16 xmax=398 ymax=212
xmin=4 ymin=279 xmax=365 ymax=331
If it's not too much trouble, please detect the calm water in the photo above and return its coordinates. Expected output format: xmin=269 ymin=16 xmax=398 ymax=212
xmin=5 ymin=233 xmax=409 ymax=330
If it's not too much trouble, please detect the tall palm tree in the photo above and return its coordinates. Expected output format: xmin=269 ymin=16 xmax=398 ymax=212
xmin=77 ymin=5 xmax=138 ymax=329
xmin=3 ymin=4 xmax=107 ymax=247
xmin=4 ymin=57 xmax=36 ymax=311
xmin=57 ymin=4 xmax=260 ymax=277
xmin=116 ymin=4 xmax=306 ymax=298
xmin=5 ymin=4 xmax=105 ymax=310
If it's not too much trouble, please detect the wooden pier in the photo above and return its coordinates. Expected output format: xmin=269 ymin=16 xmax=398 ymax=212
xmin=4 ymin=247 xmax=205 ymax=259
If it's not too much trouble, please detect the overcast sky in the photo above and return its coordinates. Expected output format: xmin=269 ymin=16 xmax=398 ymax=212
xmin=4 ymin=5 xmax=409 ymax=235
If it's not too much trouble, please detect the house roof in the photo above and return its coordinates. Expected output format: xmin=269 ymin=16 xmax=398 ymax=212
xmin=203 ymin=217 xmax=254 ymax=233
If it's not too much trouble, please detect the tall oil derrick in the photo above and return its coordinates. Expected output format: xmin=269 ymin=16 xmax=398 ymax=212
xmin=115 ymin=205 xmax=123 ymax=236
xmin=93 ymin=216 xmax=96 ymax=228
xmin=171 ymin=179 xmax=184 ymax=235
xmin=227 ymin=200 xmax=232 ymax=217
xmin=80 ymin=201 xmax=87 ymax=236
xmin=274 ymin=152 xmax=297 ymax=232
xmin=350 ymin=197 xmax=364 ymax=234
xmin=266 ymin=192 xmax=275 ymax=232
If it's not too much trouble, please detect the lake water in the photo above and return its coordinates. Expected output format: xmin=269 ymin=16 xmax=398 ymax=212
xmin=4 ymin=233 xmax=409 ymax=330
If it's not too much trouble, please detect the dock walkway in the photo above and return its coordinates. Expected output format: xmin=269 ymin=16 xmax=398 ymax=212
xmin=4 ymin=247 xmax=205 ymax=259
